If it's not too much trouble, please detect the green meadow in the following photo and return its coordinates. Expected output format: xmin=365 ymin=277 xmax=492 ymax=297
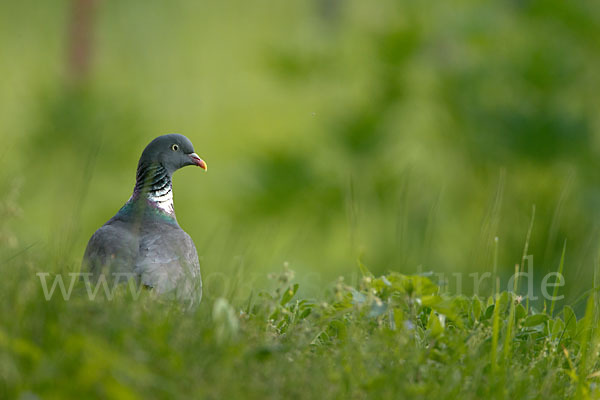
xmin=2 ymin=1 xmax=600 ymax=398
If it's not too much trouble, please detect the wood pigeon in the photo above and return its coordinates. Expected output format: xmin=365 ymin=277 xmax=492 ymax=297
xmin=82 ymin=134 xmax=206 ymax=305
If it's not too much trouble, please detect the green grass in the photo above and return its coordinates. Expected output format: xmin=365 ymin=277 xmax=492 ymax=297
xmin=2 ymin=258 xmax=599 ymax=399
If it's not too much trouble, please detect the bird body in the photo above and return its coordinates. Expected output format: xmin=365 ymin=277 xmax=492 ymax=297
xmin=82 ymin=134 xmax=206 ymax=304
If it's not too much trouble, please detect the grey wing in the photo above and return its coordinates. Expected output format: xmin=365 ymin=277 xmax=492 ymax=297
xmin=82 ymin=222 xmax=139 ymax=282
xmin=135 ymin=226 xmax=202 ymax=303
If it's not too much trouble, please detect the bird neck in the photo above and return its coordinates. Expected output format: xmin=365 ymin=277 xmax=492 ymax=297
xmin=131 ymin=162 xmax=175 ymax=216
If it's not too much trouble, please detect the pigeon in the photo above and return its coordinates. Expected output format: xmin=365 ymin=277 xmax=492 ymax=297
xmin=82 ymin=134 xmax=207 ymax=305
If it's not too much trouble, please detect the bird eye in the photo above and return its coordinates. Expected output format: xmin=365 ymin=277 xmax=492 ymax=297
xmin=171 ymin=144 xmax=179 ymax=151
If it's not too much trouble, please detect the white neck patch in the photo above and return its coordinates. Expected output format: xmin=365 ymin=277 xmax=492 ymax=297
xmin=148 ymin=187 xmax=174 ymax=215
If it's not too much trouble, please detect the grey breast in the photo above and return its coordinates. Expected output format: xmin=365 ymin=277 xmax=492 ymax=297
xmin=83 ymin=219 xmax=202 ymax=304
xmin=134 ymin=221 xmax=202 ymax=302
xmin=83 ymin=221 xmax=139 ymax=280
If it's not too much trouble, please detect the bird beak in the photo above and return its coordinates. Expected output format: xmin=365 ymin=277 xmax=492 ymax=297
xmin=188 ymin=153 xmax=207 ymax=171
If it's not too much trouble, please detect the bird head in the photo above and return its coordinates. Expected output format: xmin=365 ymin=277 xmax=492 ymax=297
xmin=139 ymin=134 xmax=207 ymax=175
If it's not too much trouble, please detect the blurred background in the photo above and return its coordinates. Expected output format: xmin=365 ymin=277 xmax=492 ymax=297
xmin=1 ymin=0 xmax=600 ymax=305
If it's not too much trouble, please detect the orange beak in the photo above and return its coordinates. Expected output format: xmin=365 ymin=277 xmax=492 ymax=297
xmin=189 ymin=153 xmax=207 ymax=171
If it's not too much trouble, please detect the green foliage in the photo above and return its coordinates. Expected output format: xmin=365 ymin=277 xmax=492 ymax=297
xmin=2 ymin=0 xmax=600 ymax=301
xmin=2 ymin=259 xmax=600 ymax=399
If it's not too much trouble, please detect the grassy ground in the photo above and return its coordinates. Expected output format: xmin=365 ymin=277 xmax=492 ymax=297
xmin=1 ymin=255 xmax=599 ymax=399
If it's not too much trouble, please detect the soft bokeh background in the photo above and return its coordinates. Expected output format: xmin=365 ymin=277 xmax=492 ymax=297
xmin=2 ymin=0 xmax=600 ymax=304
